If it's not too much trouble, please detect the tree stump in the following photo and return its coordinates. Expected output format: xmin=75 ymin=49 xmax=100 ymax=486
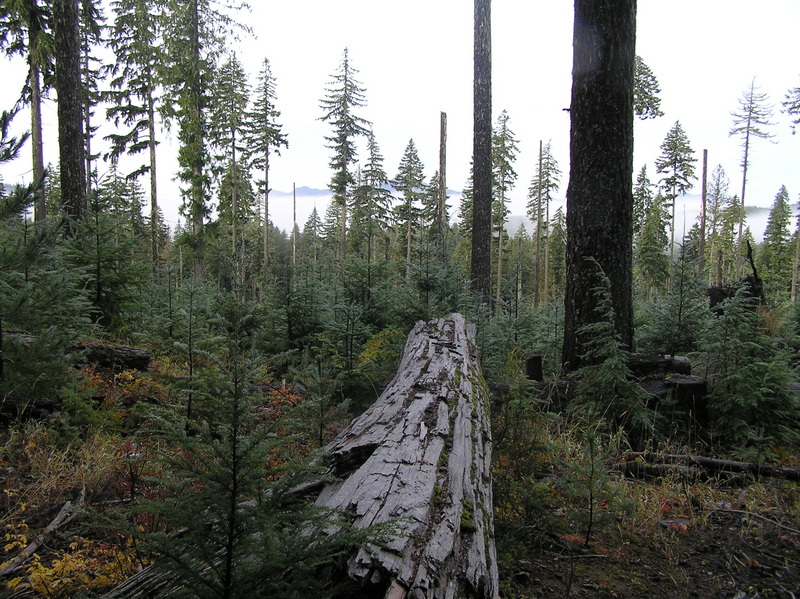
xmin=316 ymin=313 xmax=499 ymax=599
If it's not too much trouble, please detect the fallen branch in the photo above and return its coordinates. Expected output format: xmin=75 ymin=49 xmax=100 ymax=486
xmin=712 ymin=508 xmax=800 ymax=536
xmin=0 ymin=488 xmax=85 ymax=577
xmin=615 ymin=452 xmax=800 ymax=482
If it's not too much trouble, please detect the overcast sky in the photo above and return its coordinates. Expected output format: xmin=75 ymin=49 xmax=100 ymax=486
xmin=2 ymin=1 xmax=800 ymax=233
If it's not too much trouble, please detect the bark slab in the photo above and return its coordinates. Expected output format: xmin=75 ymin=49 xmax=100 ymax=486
xmin=316 ymin=313 xmax=498 ymax=599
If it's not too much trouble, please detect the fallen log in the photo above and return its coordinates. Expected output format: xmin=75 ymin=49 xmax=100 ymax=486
xmin=613 ymin=452 xmax=800 ymax=482
xmin=314 ymin=313 xmax=498 ymax=598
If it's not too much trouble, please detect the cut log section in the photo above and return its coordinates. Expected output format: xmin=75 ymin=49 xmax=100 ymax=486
xmin=315 ymin=313 xmax=499 ymax=599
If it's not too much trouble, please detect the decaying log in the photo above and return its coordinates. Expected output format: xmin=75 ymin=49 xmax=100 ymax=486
xmin=73 ymin=341 xmax=151 ymax=371
xmin=10 ymin=334 xmax=152 ymax=371
xmin=315 ymin=313 xmax=498 ymax=599
xmin=613 ymin=452 xmax=800 ymax=482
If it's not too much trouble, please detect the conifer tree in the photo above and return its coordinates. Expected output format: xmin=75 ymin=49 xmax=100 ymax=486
xmin=242 ymin=57 xmax=287 ymax=285
xmin=491 ymin=110 xmax=518 ymax=310
xmin=526 ymin=140 xmax=560 ymax=306
xmin=209 ymin=53 xmax=249 ymax=264
xmin=758 ymin=185 xmax=793 ymax=292
xmin=319 ymin=48 xmax=371 ymax=267
xmin=655 ymin=120 xmax=696 ymax=257
xmin=705 ymin=165 xmax=738 ymax=284
xmin=633 ymin=55 xmax=664 ymax=120
xmin=632 ymin=164 xmax=654 ymax=239
xmin=730 ymin=78 xmax=774 ymax=278
xmin=78 ymin=0 xmax=104 ymax=194
xmin=350 ymin=131 xmax=391 ymax=260
xmin=159 ymin=0 xmax=245 ymax=279
xmin=783 ymin=76 xmax=800 ymax=134
xmin=391 ymin=138 xmax=426 ymax=278
xmin=635 ymin=192 xmax=670 ymax=298
xmin=106 ymin=0 xmax=165 ymax=269
xmin=0 ymin=0 xmax=52 ymax=220
xmin=547 ymin=206 xmax=567 ymax=296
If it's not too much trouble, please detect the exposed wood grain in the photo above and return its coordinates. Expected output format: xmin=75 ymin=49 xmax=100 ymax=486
xmin=315 ymin=313 xmax=498 ymax=599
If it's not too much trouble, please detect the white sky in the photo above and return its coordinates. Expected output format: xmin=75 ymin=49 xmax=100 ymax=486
xmin=2 ymin=1 xmax=800 ymax=234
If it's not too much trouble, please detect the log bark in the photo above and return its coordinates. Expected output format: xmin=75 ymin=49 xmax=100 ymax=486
xmin=315 ymin=313 xmax=499 ymax=598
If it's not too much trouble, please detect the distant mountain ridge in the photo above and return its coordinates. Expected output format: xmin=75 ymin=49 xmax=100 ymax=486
xmin=270 ymin=185 xmax=462 ymax=197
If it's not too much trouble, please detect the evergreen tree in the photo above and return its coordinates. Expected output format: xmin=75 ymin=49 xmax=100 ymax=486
xmin=635 ymin=192 xmax=670 ymax=298
xmin=208 ymin=53 xmax=249 ymax=263
xmin=391 ymin=138 xmax=426 ymax=277
xmin=78 ymin=0 xmax=105 ymax=194
xmin=705 ymin=165 xmax=738 ymax=284
xmin=160 ymin=0 xmax=244 ymax=279
xmin=730 ymin=78 xmax=775 ymax=278
xmin=0 ymin=0 xmax=52 ymax=220
xmin=526 ymin=140 xmax=560 ymax=306
xmin=319 ymin=48 xmax=371 ymax=267
xmin=491 ymin=110 xmax=518 ymax=310
xmin=632 ymin=164 xmax=654 ymax=238
xmin=702 ymin=290 xmax=800 ymax=451
xmin=783 ymin=76 xmax=800 ymax=134
xmin=654 ymin=120 xmax=696 ymax=257
xmin=105 ymin=0 xmax=165 ymax=269
xmin=547 ymin=206 xmax=567 ymax=296
xmin=242 ymin=57 xmax=287 ymax=285
xmin=758 ymin=185 xmax=793 ymax=293
xmin=349 ymin=131 xmax=391 ymax=259
xmin=633 ymin=55 xmax=664 ymax=120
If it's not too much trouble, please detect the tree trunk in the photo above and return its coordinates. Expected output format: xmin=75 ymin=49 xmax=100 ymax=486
xmin=562 ymin=0 xmax=636 ymax=372
xmin=53 ymin=0 xmax=86 ymax=235
xmin=315 ymin=313 xmax=499 ymax=598
xmin=698 ymin=149 xmax=708 ymax=275
xmin=29 ymin=11 xmax=46 ymax=221
xmin=438 ymin=111 xmax=447 ymax=249
xmin=148 ymin=91 xmax=159 ymax=270
xmin=533 ymin=140 xmax=543 ymax=309
xmin=470 ymin=0 xmax=492 ymax=307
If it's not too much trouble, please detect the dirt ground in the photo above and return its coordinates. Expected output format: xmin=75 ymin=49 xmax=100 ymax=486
xmin=501 ymin=480 xmax=800 ymax=599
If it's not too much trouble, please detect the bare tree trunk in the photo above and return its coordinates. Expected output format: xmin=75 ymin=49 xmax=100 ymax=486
xmin=438 ymin=111 xmax=447 ymax=250
xmin=533 ymin=140 xmax=543 ymax=310
xmin=736 ymin=129 xmax=750 ymax=279
xmin=148 ymin=92 xmax=159 ymax=270
xmin=562 ymin=0 xmax=636 ymax=372
xmin=29 ymin=14 xmax=46 ymax=221
xmin=53 ymin=0 xmax=86 ymax=236
xmin=263 ymin=147 xmax=270 ymax=285
xmin=470 ymin=0 xmax=492 ymax=307
xmin=698 ymin=149 xmax=707 ymax=275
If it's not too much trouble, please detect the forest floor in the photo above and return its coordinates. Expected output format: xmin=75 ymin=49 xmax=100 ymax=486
xmin=498 ymin=469 xmax=800 ymax=599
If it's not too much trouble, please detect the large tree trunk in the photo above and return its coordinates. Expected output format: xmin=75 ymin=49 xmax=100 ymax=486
xmin=470 ymin=0 xmax=492 ymax=307
xmin=562 ymin=0 xmax=636 ymax=372
xmin=53 ymin=0 xmax=86 ymax=235
xmin=316 ymin=313 xmax=498 ymax=598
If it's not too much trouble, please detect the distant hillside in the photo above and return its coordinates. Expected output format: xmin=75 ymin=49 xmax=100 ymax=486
xmin=270 ymin=186 xmax=462 ymax=198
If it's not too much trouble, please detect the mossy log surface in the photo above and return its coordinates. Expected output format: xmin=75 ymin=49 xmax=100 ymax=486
xmin=316 ymin=313 xmax=498 ymax=599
